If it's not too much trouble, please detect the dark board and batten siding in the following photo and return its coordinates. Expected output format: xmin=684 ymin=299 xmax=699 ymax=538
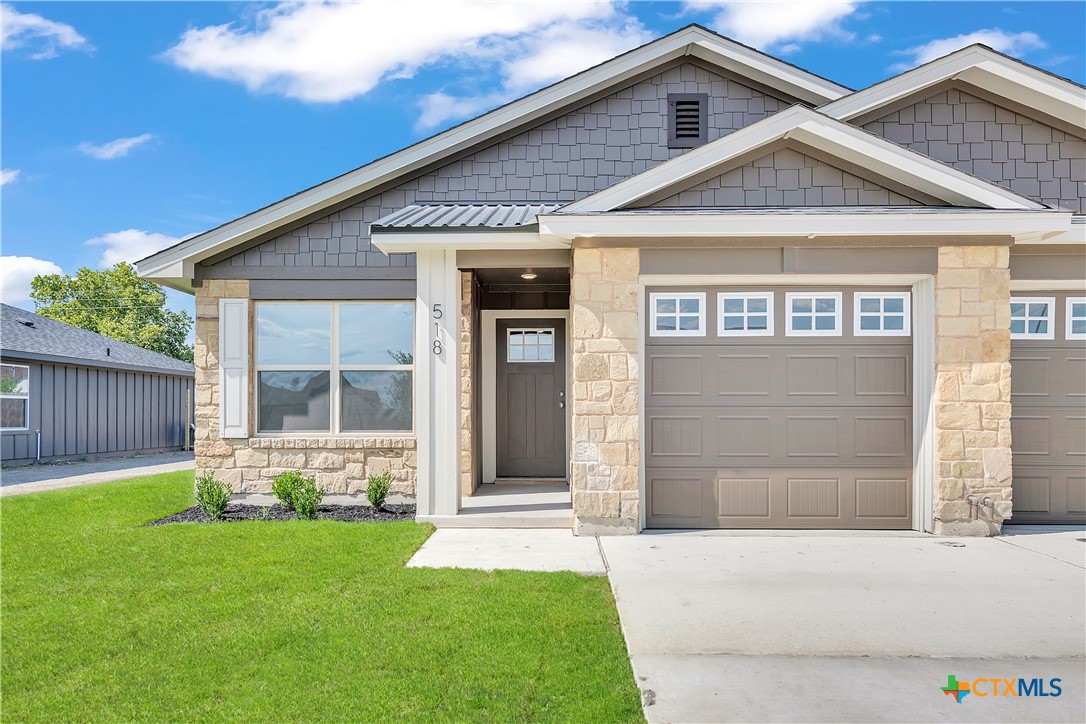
xmin=0 ymin=359 xmax=194 ymax=464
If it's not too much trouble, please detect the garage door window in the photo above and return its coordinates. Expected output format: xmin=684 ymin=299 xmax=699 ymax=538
xmin=855 ymin=293 xmax=911 ymax=336
xmin=651 ymin=293 xmax=705 ymax=336
xmin=786 ymin=293 xmax=841 ymax=336
xmin=718 ymin=293 xmax=774 ymax=336
xmin=1010 ymin=297 xmax=1055 ymax=340
xmin=1066 ymin=298 xmax=1086 ymax=340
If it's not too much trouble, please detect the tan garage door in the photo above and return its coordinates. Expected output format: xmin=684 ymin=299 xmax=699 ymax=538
xmin=1010 ymin=292 xmax=1086 ymax=525
xmin=645 ymin=286 xmax=913 ymax=529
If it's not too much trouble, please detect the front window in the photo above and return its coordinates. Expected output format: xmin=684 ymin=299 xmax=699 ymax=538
xmin=0 ymin=364 xmax=29 ymax=430
xmin=1010 ymin=297 xmax=1055 ymax=340
xmin=256 ymin=302 xmax=414 ymax=433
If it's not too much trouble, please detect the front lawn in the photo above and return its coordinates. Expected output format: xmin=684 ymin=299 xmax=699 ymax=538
xmin=1 ymin=472 xmax=642 ymax=721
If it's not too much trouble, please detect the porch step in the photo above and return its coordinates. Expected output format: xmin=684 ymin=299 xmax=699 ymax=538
xmin=494 ymin=477 xmax=568 ymax=486
xmin=423 ymin=483 xmax=572 ymax=529
xmin=418 ymin=512 xmax=573 ymax=529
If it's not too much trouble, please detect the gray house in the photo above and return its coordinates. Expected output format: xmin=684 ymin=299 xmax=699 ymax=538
xmin=137 ymin=26 xmax=1086 ymax=535
xmin=0 ymin=304 xmax=194 ymax=465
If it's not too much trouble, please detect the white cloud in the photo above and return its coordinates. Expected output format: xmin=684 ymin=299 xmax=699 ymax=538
xmin=84 ymin=229 xmax=186 ymax=267
xmin=686 ymin=1 xmax=863 ymax=50
xmin=890 ymin=29 xmax=1046 ymax=71
xmin=1 ymin=3 xmax=91 ymax=59
xmin=78 ymin=134 xmax=155 ymax=160
xmin=164 ymin=1 xmax=652 ymax=128
xmin=0 ymin=168 xmax=19 ymax=186
xmin=0 ymin=256 xmax=63 ymax=305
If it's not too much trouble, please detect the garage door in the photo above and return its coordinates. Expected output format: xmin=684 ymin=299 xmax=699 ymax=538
xmin=1009 ymin=292 xmax=1086 ymax=524
xmin=645 ymin=286 xmax=913 ymax=529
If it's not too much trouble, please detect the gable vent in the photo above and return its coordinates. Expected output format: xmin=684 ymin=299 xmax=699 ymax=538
xmin=667 ymin=93 xmax=708 ymax=149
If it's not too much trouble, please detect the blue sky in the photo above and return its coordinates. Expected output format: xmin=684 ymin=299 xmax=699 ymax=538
xmin=2 ymin=1 xmax=1084 ymax=316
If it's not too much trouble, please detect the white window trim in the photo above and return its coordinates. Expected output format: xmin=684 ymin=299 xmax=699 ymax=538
xmin=785 ymin=291 xmax=843 ymax=337
xmin=254 ymin=301 xmax=415 ymax=435
xmin=854 ymin=292 xmax=912 ymax=337
xmin=506 ymin=327 xmax=556 ymax=363
xmin=649 ymin=292 xmax=706 ymax=337
xmin=0 ymin=363 xmax=30 ymax=432
xmin=717 ymin=292 xmax=774 ymax=337
xmin=1010 ymin=296 xmax=1056 ymax=340
xmin=1066 ymin=297 xmax=1086 ymax=340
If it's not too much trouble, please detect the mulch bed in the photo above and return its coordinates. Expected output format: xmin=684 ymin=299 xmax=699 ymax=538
xmin=148 ymin=503 xmax=416 ymax=526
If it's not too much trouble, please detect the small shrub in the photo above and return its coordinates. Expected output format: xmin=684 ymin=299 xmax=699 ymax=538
xmin=366 ymin=471 xmax=394 ymax=511
xmin=293 ymin=476 xmax=325 ymax=520
xmin=271 ymin=470 xmax=305 ymax=511
xmin=195 ymin=471 xmax=231 ymax=520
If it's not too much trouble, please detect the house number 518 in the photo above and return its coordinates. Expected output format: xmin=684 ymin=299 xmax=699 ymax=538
xmin=432 ymin=304 xmax=443 ymax=355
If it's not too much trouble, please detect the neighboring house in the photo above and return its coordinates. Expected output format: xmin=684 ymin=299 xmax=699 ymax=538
xmin=137 ymin=26 xmax=1086 ymax=535
xmin=0 ymin=304 xmax=194 ymax=465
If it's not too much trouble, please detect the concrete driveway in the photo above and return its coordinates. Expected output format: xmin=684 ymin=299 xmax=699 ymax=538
xmin=601 ymin=528 xmax=1085 ymax=723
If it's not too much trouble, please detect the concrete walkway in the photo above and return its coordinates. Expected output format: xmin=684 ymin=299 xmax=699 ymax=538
xmin=0 ymin=451 xmax=194 ymax=496
xmin=602 ymin=529 xmax=1086 ymax=723
xmin=407 ymin=528 xmax=606 ymax=575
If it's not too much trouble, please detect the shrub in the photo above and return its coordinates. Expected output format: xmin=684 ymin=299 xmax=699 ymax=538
xmin=271 ymin=470 xmax=305 ymax=511
xmin=366 ymin=471 xmax=394 ymax=511
xmin=195 ymin=471 xmax=231 ymax=520
xmin=293 ymin=476 xmax=325 ymax=520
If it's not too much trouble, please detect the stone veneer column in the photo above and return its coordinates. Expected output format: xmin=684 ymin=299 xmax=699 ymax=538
xmin=459 ymin=271 xmax=477 ymax=497
xmin=193 ymin=279 xmax=416 ymax=495
xmin=570 ymin=248 xmax=640 ymax=535
xmin=933 ymin=246 xmax=1013 ymax=535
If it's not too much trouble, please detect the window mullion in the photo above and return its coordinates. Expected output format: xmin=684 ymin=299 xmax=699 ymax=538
xmin=331 ymin=302 xmax=340 ymax=435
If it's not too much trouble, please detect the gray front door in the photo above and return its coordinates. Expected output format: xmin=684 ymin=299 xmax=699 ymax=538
xmin=496 ymin=318 xmax=567 ymax=478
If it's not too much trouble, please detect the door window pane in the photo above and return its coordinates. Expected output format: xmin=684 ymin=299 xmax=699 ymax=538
xmin=651 ymin=293 xmax=705 ymax=336
xmin=854 ymin=293 xmax=911 ymax=336
xmin=1068 ymin=298 xmax=1086 ymax=339
xmin=508 ymin=329 xmax=555 ymax=363
xmin=718 ymin=293 xmax=774 ymax=336
xmin=1010 ymin=297 xmax=1055 ymax=340
xmin=786 ymin=293 xmax=841 ymax=336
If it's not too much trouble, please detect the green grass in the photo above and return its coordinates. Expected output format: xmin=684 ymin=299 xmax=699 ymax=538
xmin=1 ymin=472 xmax=642 ymax=721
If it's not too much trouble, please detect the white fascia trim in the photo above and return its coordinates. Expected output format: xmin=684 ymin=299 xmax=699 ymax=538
xmin=560 ymin=106 xmax=1043 ymax=213
xmin=371 ymin=231 xmax=566 ymax=254
xmin=136 ymin=27 xmax=846 ymax=283
xmin=1011 ymin=279 xmax=1086 ymax=292
xmin=539 ymin=211 xmax=1071 ymax=241
xmin=685 ymin=40 xmax=847 ymax=104
xmin=820 ymin=47 xmax=1086 ymax=132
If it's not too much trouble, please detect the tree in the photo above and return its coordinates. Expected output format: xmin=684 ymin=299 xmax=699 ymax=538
xmin=30 ymin=262 xmax=194 ymax=363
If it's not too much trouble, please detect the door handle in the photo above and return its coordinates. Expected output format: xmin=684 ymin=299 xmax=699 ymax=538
xmin=558 ymin=401 xmax=565 ymax=408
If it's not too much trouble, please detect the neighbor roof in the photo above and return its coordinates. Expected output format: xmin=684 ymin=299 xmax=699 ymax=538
xmin=0 ymin=304 xmax=194 ymax=376
xmin=134 ymin=24 xmax=849 ymax=290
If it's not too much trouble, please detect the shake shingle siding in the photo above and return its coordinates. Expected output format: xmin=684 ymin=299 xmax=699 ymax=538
xmin=208 ymin=63 xmax=789 ymax=274
xmin=863 ymin=88 xmax=1086 ymax=213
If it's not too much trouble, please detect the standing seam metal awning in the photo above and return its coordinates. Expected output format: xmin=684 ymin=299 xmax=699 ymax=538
xmin=372 ymin=204 xmax=563 ymax=229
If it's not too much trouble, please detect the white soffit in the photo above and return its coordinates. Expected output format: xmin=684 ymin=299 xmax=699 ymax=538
xmin=820 ymin=45 xmax=1086 ymax=132
xmin=560 ymin=105 xmax=1046 ymax=213
xmin=135 ymin=25 xmax=847 ymax=284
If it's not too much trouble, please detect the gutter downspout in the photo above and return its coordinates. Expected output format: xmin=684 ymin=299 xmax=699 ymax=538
xmin=36 ymin=428 xmax=41 ymax=462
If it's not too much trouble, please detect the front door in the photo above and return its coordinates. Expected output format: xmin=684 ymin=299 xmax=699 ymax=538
xmin=496 ymin=318 xmax=567 ymax=478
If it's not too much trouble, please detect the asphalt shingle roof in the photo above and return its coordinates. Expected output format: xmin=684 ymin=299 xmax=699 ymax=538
xmin=0 ymin=304 xmax=194 ymax=375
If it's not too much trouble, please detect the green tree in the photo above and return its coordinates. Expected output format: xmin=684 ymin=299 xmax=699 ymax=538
xmin=30 ymin=262 xmax=193 ymax=363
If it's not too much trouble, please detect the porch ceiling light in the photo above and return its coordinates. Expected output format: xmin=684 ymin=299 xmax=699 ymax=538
xmin=520 ymin=273 xmax=538 ymax=280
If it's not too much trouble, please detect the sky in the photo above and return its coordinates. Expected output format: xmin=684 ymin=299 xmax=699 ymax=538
xmin=2 ymin=0 xmax=1084 ymax=317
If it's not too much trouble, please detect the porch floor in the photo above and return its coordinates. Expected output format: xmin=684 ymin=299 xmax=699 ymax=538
xmin=424 ymin=483 xmax=573 ymax=529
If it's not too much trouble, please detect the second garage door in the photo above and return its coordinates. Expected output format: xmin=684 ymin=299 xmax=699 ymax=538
xmin=645 ymin=286 xmax=914 ymax=529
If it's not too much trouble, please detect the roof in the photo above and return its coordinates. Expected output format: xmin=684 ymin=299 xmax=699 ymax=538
xmin=134 ymin=24 xmax=849 ymax=290
xmin=373 ymin=204 xmax=562 ymax=230
xmin=560 ymin=105 xmax=1046 ymax=214
xmin=0 ymin=304 xmax=195 ymax=376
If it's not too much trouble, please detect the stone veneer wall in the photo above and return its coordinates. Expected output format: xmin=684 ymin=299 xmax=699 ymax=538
xmin=459 ymin=271 xmax=478 ymax=496
xmin=933 ymin=246 xmax=1013 ymax=535
xmin=193 ymin=279 xmax=417 ymax=495
xmin=570 ymin=248 xmax=641 ymax=534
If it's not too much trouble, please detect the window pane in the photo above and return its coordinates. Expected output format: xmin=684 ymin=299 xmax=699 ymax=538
xmin=792 ymin=298 xmax=811 ymax=313
xmin=0 ymin=398 xmax=27 ymax=428
xmin=885 ymin=316 xmax=904 ymax=330
xmin=523 ymin=346 xmax=539 ymax=361
xmin=508 ymin=333 xmax=523 ymax=346
xmin=656 ymin=298 xmax=675 ymax=314
xmin=1010 ymin=319 xmax=1025 ymax=334
xmin=748 ymin=315 xmax=768 ymax=330
xmin=860 ymin=315 xmax=881 ymax=330
xmin=815 ymin=315 xmax=836 ymax=331
xmin=1073 ymin=320 xmax=1086 ymax=335
xmin=258 ymin=304 xmax=331 ymax=366
xmin=258 ymin=371 xmax=330 ymax=432
xmin=815 ymin=297 xmax=836 ymax=313
xmin=523 ymin=333 xmax=538 ymax=346
xmin=1030 ymin=319 xmax=1048 ymax=334
xmin=538 ymin=345 xmax=554 ymax=361
xmin=723 ymin=298 xmax=744 ymax=314
xmin=509 ymin=346 xmax=524 ymax=360
xmin=792 ymin=316 xmax=812 ymax=331
xmin=860 ymin=298 xmax=880 ymax=313
xmin=1010 ymin=303 xmax=1025 ymax=316
xmin=723 ymin=316 xmax=745 ymax=330
xmin=0 ymin=365 xmax=29 ymax=395
xmin=656 ymin=316 xmax=676 ymax=331
xmin=679 ymin=315 xmax=700 ymax=331
xmin=1028 ymin=303 xmax=1049 ymax=317
xmin=341 ymin=371 xmax=413 ymax=432
xmin=679 ymin=298 xmax=700 ymax=314
xmin=884 ymin=297 xmax=904 ymax=313
xmin=340 ymin=302 xmax=414 ymax=365
xmin=1072 ymin=303 xmax=1086 ymax=318
xmin=748 ymin=298 xmax=767 ymax=314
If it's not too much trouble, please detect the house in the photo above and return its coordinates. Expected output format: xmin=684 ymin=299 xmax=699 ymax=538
xmin=0 ymin=304 xmax=195 ymax=465
xmin=136 ymin=25 xmax=1085 ymax=535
